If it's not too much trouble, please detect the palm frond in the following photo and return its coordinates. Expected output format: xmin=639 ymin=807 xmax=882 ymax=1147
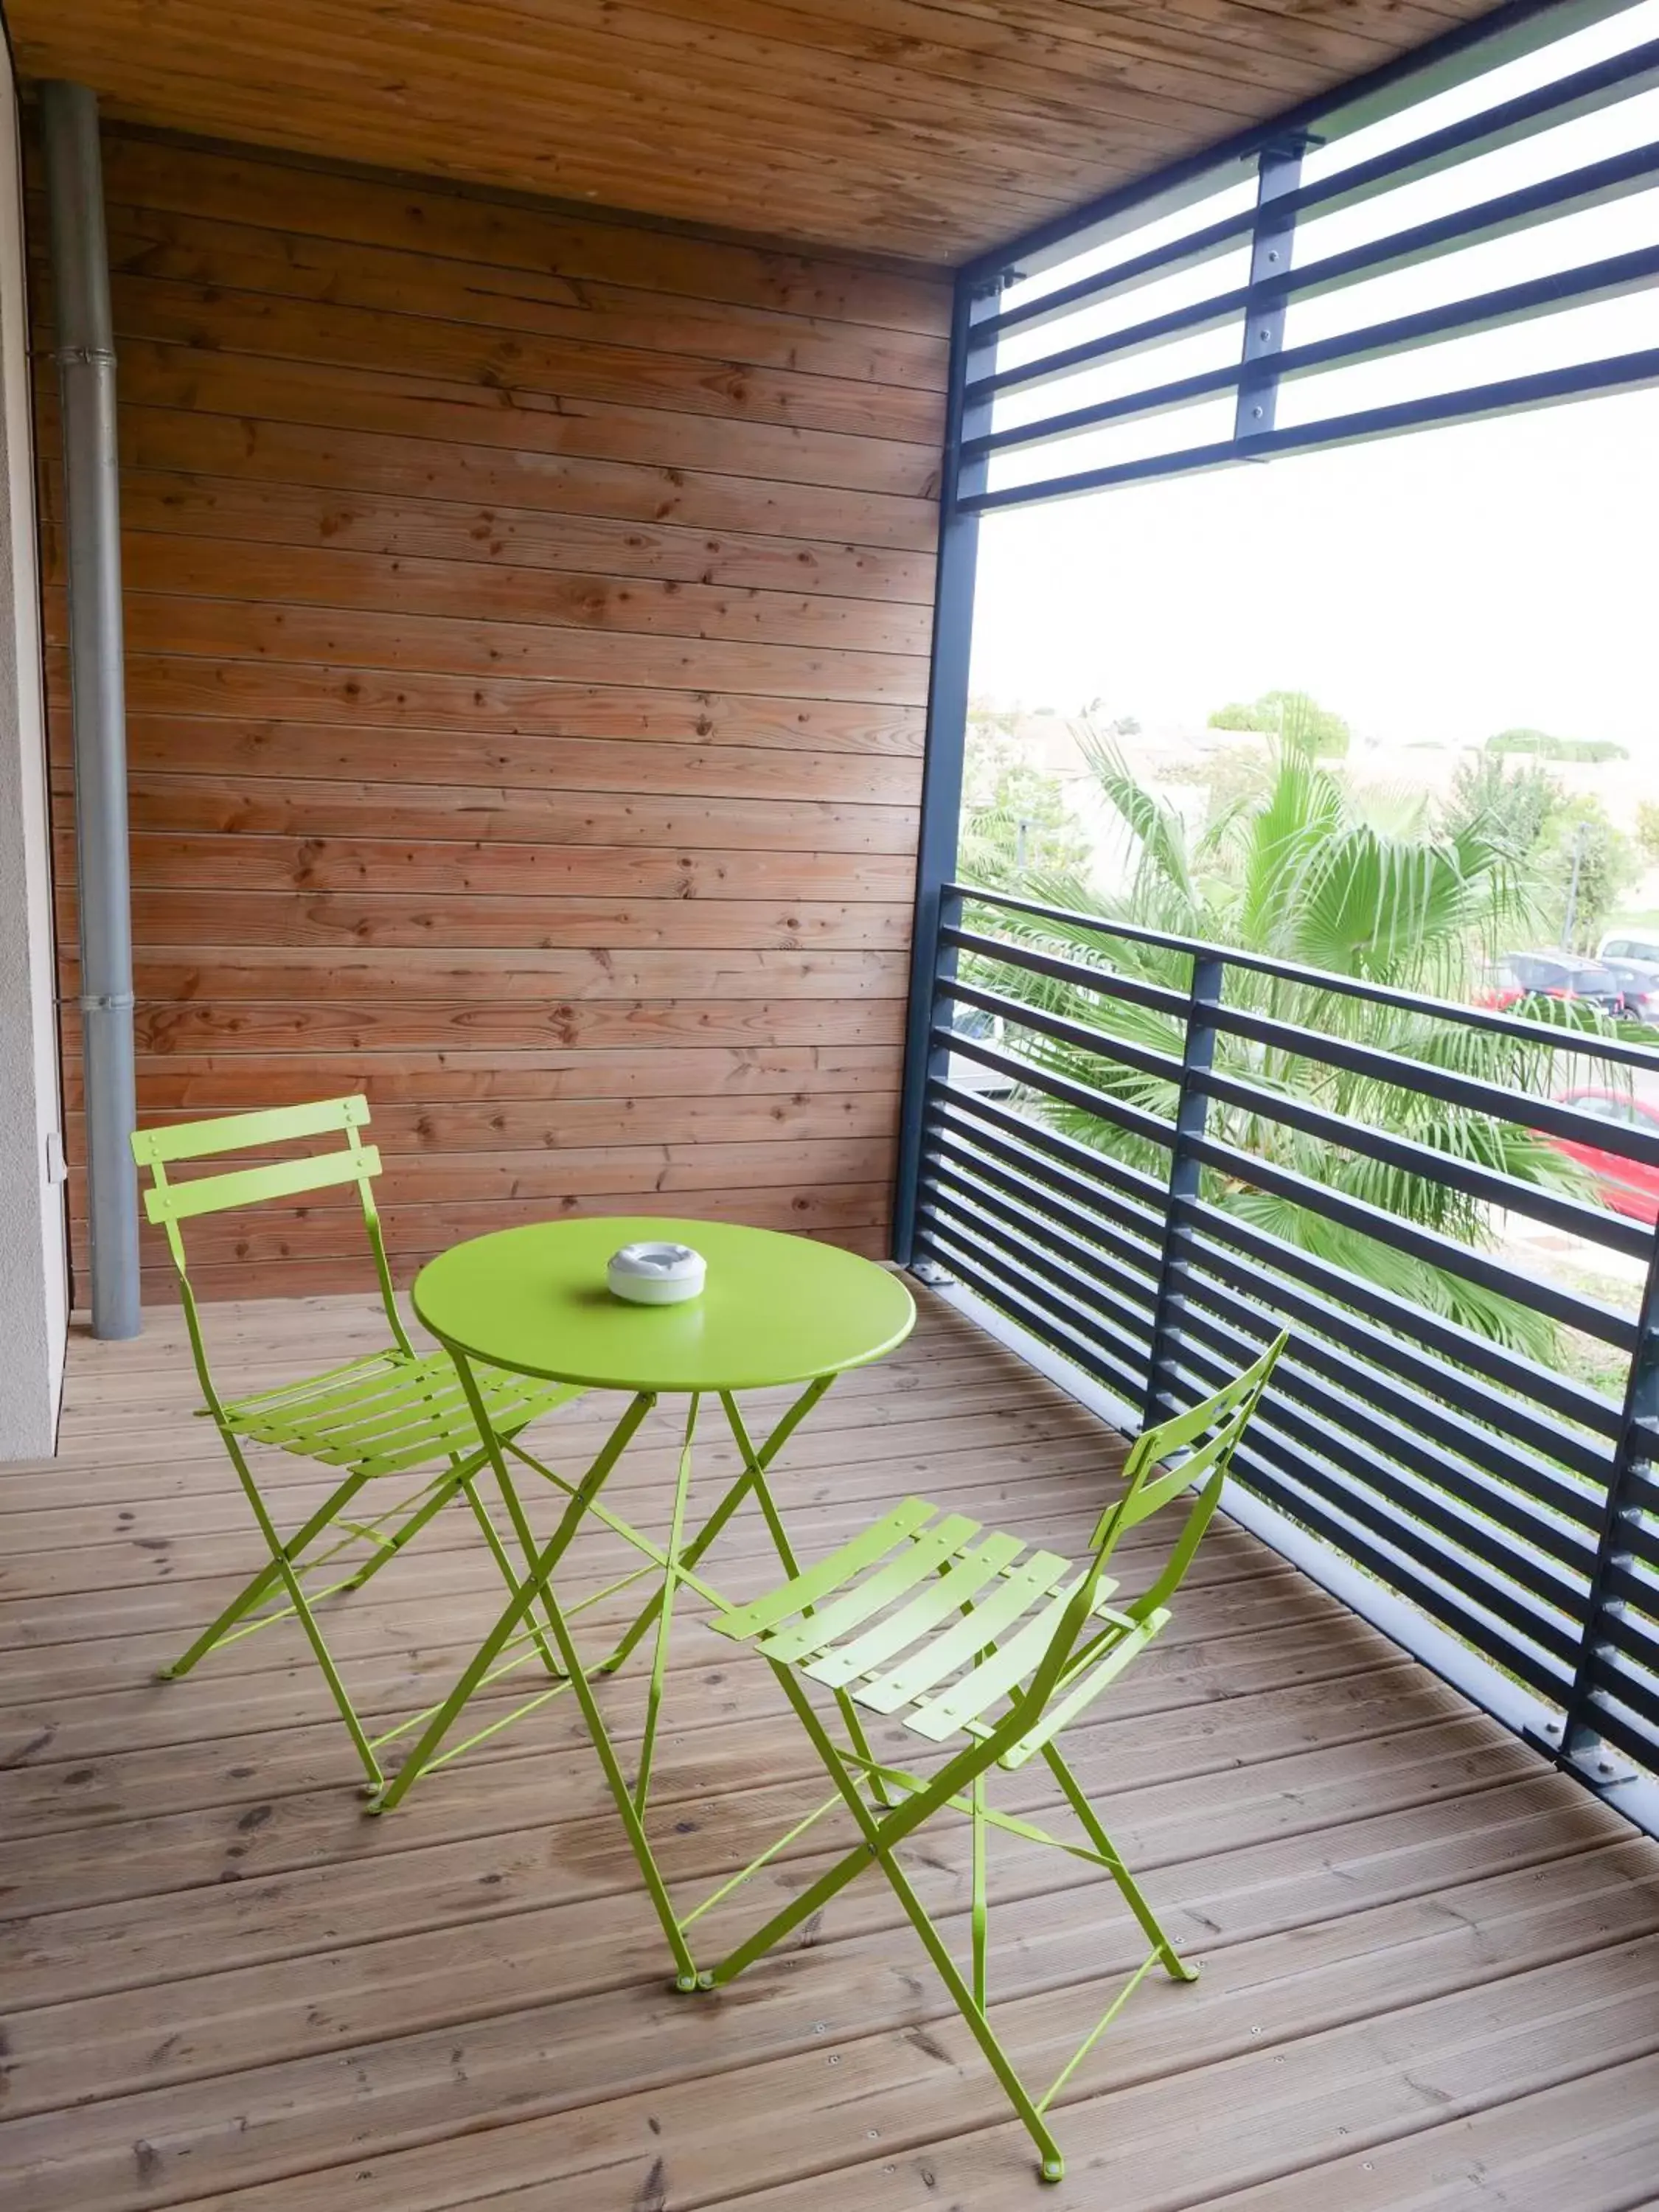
xmin=1078 ymin=728 xmax=1197 ymax=917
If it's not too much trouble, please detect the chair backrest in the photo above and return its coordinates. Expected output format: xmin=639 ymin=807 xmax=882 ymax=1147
xmin=1015 ymin=1332 xmax=1287 ymax=1728
xmin=130 ymin=1096 xmax=411 ymax=1390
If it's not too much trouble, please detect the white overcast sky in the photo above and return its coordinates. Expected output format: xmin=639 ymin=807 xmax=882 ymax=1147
xmin=967 ymin=0 xmax=1659 ymax=751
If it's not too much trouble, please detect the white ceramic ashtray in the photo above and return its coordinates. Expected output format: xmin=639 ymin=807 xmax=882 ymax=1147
xmin=607 ymin=1241 xmax=706 ymax=1306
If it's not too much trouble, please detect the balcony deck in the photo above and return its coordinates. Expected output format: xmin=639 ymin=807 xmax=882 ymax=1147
xmin=2 ymin=1287 xmax=1657 ymax=2210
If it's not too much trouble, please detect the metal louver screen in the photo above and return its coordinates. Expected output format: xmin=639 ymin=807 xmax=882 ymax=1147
xmin=956 ymin=0 xmax=1659 ymax=513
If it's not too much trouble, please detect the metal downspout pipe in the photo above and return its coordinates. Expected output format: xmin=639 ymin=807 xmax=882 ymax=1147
xmin=40 ymin=81 xmax=139 ymax=1338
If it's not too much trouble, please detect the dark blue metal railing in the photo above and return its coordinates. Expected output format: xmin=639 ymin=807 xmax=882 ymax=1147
xmin=894 ymin=881 xmax=1659 ymax=1809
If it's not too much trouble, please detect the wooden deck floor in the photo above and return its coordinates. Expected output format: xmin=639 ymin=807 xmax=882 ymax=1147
xmin=3 ymin=1289 xmax=1658 ymax=2211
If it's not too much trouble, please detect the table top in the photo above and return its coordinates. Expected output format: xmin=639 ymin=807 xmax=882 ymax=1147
xmin=411 ymin=1217 xmax=917 ymax=1394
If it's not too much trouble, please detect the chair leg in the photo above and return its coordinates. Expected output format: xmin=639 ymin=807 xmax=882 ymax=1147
xmin=342 ymin=1463 xmax=474 ymax=1591
xmin=1042 ymin=1741 xmax=1196 ymax=1983
xmin=480 ymin=1448 xmax=566 ymax=1677
xmin=532 ymin=1554 xmax=705 ymax=1992
xmin=161 ymin=1458 xmax=380 ymax=1680
xmin=971 ymin=1769 xmax=989 ymax=2014
xmin=199 ymin=1433 xmax=387 ymax=1790
xmin=712 ymin=1666 xmax=1066 ymax=2180
xmin=712 ymin=1392 xmax=894 ymax=1810
xmin=634 ymin=1395 xmax=699 ymax=1818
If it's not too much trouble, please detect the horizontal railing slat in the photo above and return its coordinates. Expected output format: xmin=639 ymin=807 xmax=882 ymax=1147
xmin=919 ymin=1175 xmax=1155 ymax=1353
xmin=1183 ymin=1200 xmax=1621 ymax=1450
xmin=1199 ymin=1063 xmax=1653 ymax=1260
xmin=1206 ymin=1413 xmax=1579 ymax=1700
xmin=1190 ymin=1133 xmax=1638 ymax=1349
xmin=1209 ymin=1005 xmax=1659 ymax=1174
xmin=914 ymin=1215 xmax=1147 ymax=1409
xmin=942 ymin=967 xmax=1182 ymax=1085
xmin=929 ymin=1081 xmax=1168 ymax=1222
xmin=968 ymin=247 xmax=1659 ymax=466
xmin=978 ymin=40 xmax=1659 ymax=342
xmin=1175 ymin=1251 xmax=1604 ymax=1562
xmin=1589 ymin=1652 xmax=1659 ymax=1733
xmin=969 ymin=142 xmax=1659 ymax=406
xmin=945 ymin=922 xmax=1189 ymax=1025
xmin=929 ymin=1021 xmax=1175 ymax=1152
xmin=951 ymin=881 xmax=1659 ymax=1077
xmin=1166 ymin=1310 xmax=1590 ymax=1659
xmin=925 ymin=1124 xmax=1163 ymax=1294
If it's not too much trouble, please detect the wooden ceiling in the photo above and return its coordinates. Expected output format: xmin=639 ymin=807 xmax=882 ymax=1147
xmin=8 ymin=0 xmax=1502 ymax=265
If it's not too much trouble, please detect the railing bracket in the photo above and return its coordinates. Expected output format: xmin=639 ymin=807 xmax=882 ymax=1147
xmin=1528 ymin=1719 xmax=1638 ymax=1792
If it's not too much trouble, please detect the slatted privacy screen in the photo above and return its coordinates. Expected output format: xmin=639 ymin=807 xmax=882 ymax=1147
xmin=905 ymin=884 xmax=1659 ymax=1793
xmin=954 ymin=0 xmax=1659 ymax=511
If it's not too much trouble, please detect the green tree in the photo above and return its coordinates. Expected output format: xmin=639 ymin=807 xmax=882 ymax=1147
xmin=959 ymin=716 xmax=1093 ymax=891
xmin=1538 ymin=796 xmax=1641 ymax=949
xmin=1636 ymin=800 xmax=1659 ymax=865
xmin=1441 ymin=758 xmax=1640 ymax=946
xmin=1442 ymin=752 xmax=1559 ymax=861
xmin=1208 ymin=689 xmax=1350 ymax=758
xmin=969 ymin=731 xmax=1593 ymax=1357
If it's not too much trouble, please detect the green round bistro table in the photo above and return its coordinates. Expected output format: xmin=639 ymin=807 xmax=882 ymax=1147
xmin=376 ymin=1217 xmax=916 ymax=1986
xmin=412 ymin=1216 xmax=915 ymax=1394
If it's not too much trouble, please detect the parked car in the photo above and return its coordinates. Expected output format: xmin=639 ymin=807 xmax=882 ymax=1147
xmin=1478 ymin=951 xmax=1626 ymax=1017
xmin=1550 ymin=1088 xmax=1659 ymax=1223
xmin=1598 ymin=933 xmax=1659 ymax=1020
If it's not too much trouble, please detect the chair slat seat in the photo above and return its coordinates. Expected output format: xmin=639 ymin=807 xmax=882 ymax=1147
xmin=710 ymin=1498 xmax=936 ymax=1641
xmin=226 ymin=1349 xmax=579 ymax=1479
xmin=757 ymin=1511 xmax=981 ymax=1664
xmin=853 ymin=1545 xmax=1077 ymax=1715
xmin=806 ymin=1529 xmax=1026 ymax=1691
xmin=709 ymin=1498 xmax=1133 ymax=1759
xmin=992 ymin=1606 xmax=1168 ymax=1768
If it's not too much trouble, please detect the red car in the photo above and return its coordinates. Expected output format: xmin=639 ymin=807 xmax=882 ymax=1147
xmin=1551 ymin=1088 xmax=1659 ymax=1223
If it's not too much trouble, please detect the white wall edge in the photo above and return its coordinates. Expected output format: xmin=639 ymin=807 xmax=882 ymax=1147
xmin=0 ymin=49 xmax=68 ymax=1458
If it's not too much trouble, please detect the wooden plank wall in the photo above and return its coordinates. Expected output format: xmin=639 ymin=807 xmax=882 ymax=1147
xmin=30 ymin=131 xmax=949 ymax=1302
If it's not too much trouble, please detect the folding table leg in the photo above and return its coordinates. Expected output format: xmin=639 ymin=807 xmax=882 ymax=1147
xmin=598 ymin=1375 xmax=832 ymax=1677
xmin=366 ymin=1372 xmax=655 ymax=1815
xmin=634 ymin=1394 xmax=700 ymax=1818
xmin=532 ymin=1554 xmax=705 ymax=1990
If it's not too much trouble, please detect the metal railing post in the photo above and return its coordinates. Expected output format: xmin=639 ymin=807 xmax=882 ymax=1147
xmin=1543 ymin=1227 xmax=1659 ymax=1792
xmin=1141 ymin=952 xmax=1224 ymax=1427
xmin=1235 ymin=135 xmax=1310 ymax=448
xmin=893 ymin=270 xmax=1001 ymax=1267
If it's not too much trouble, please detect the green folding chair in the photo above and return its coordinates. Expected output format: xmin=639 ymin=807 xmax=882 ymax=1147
xmin=693 ymin=1332 xmax=1287 ymax=2182
xmin=131 ymin=1095 xmax=583 ymax=1795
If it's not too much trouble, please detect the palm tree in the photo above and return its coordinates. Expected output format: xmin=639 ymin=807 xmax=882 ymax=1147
xmin=961 ymin=728 xmax=1597 ymax=1357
